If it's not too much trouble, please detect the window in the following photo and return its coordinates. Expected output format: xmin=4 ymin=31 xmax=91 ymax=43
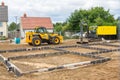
xmin=0 ymin=32 xmax=3 ymax=36
xmin=0 ymin=22 xmax=3 ymax=27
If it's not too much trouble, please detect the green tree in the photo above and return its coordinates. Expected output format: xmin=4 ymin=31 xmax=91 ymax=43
xmin=62 ymin=23 xmax=70 ymax=31
xmin=67 ymin=9 xmax=88 ymax=31
xmin=95 ymin=17 xmax=104 ymax=26
xmin=66 ymin=7 xmax=117 ymax=31
xmin=53 ymin=22 xmax=63 ymax=32
xmin=8 ymin=22 xmax=19 ymax=31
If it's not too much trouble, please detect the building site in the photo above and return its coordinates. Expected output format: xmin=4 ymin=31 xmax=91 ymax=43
xmin=0 ymin=1 xmax=120 ymax=80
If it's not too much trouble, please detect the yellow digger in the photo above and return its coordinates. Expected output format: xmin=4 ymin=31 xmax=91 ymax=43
xmin=26 ymin=27 xmax=63 ymax=46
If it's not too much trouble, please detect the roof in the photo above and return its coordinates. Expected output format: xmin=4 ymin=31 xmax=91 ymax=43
xmin=21 ymin=17 xmax=53 ymax=30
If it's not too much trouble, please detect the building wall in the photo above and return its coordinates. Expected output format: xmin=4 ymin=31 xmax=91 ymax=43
xmin=0 ymin=5 xmax=8 ymax=22
xmin=0 ymin=22 xmax=8 ymax=37
xmin=20 ymin=24 xmax=24 ymax=38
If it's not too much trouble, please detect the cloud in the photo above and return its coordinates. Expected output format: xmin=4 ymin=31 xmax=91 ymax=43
xmin=1 ymin=0 xmax=120 ymax=23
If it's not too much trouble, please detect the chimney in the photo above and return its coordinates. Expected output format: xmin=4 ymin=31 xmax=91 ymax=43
xmin=1 ymin=2 xmax=4 ymax=6
xmin=23 ymin=13 xmax=27 ymax=18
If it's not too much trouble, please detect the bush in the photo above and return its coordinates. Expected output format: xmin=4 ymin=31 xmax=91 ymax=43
xmin=0 ymin=36 xmax=7 ymax=40
xmin=63 ymin=36 xmax=71 ymax=40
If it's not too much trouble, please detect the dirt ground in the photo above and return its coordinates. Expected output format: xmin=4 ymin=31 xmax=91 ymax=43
xmin=62 ymin=47 xmax=98 ymax=53
xmin=11 ymin=54 xmax=95 ymax=72
xmin=89 ymin=45 xmax=119 ymax=50
xmin=0 ymin=39 xmax=120 ymax=80
xmin=1 ymin=49 xmax=60 ymax=58
xmin=109 ymin=42 xmax=120 ymax=46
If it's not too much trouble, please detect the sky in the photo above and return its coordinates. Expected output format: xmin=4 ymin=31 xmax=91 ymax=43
xmin=1 ymin=0 xmax=120 ymax=24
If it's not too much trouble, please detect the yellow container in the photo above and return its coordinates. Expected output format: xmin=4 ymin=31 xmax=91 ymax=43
xmin=97 ymin=26 xmax=117 ymax=35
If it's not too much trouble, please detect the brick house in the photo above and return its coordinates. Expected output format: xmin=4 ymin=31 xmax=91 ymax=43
xmin=20 ymin=13 xmax=53 ymax=38
xmin=0 ymin=2 xmax=8 ymax=37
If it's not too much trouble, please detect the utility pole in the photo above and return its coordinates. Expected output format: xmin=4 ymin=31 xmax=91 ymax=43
xmin=77 ymin=20 xmax=88 ymax=44
xmin=15 ymin=16 xmax=17 ymax=24
xmin=14 ymin=16 xmax=20 ymax=38
xmin=80 ymin=21 xmax=83 ymax=43
xmin=14 ymin=16 xmax=18 ymax=30
xmin=118 ymin=17 xmax=120 ymax=40
xmin=118 ymin=16 xmax=120 ymax=80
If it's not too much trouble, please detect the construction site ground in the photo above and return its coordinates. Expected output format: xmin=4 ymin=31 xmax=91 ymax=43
xmin=0 ymin=39 xmax=119 ymax=80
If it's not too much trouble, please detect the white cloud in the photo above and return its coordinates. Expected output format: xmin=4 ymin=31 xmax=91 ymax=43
xmin=1 ymin=0 xmax=120 ymax=23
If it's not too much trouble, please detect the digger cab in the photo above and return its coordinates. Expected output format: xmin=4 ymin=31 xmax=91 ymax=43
xmin=34 ymin=27 xmax=48 ymax=33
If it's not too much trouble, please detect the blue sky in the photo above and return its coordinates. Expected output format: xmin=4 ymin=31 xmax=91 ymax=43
xmin=1 ymin=0 xmax=120 ymax=24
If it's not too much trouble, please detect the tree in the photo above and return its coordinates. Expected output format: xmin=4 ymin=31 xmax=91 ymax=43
xmin=67 ymin=9 xmax=88 ymax=31
xmin=66 ymin=7 xmax=117 ymax=31
xmin=53 ymin=22 xmax=63 ymax=32
xmin=8 ymin=22 xmax=19 ymax=31
xmin=95 ymin=17 xmax=104 ymax=26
